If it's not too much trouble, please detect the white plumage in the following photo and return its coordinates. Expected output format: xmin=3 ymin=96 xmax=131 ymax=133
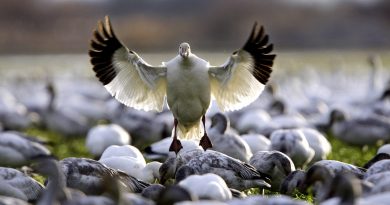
xmin=89 ymin=16 xmax=275 ymax=153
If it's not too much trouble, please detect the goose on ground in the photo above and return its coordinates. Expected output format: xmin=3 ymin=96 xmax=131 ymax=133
xmin=329 ymin=109 xmax=390 ymax=146
xmin=0 ymin=131 xmax=51 ymax=167
xmin=363 ymin=153 xmax=390 ymax=169
xmin=377 ymin=144 xmax=390 ymax=155
xmin=312 ymin=160 xmax=366 ymax=179
xmin=89 ymin=16 xmax=275 ymax=154
xmin=270 ymin=129 xmax=315 ymax=168
xmin=364 ymin=159 xmax=390 ymax=178
xmin=31 ymin=156 xmax=123 ymax=205
xmin=161 ymin=149 xmax=271 ymax=191
xmin=0 ymin=89 xmax=32 ymax=130
xmin=156 ymin=185 xmax=197 ymax=205
xmin=144 ymin=138 xmax=202 ymax=160
xmin=249 ymin=150 xmax=295 ymax=191
xmin=42 ymin=82 xmax=90 ymax=136
xmin=112 ymin=108 xmax=168 ymax=148
xmin=300 ymin=128 xmax=331 ymax=164
xmin=141 ymin=184 xmax=165 ymax=202
xmin=100 ymin=156 xmax=161 ymax=183
xmin=227 ymin=195 xmax=310 ymax=205
xmin=0 ymin=196 xmax=31 ymax=205
xmin=100 ymin=145 xmax=145 ymax=163
xmin=0 ymin=167 xmax=43 ymax=202
xmin=234 ymin=109 xmax=273 ymax=135
xmin=279 ymin=170 xmax=307 ymax=195
xmin=85 ymin=124 xmax=131 ymax=157
xmin=59 ymin=157 xmax=149 ymax=195
xmin=241 ymin=133 xmax=270 ymax=154
xmin=178 ymin=173 xmax=232 ymax=201
xmin=207 ymin=113 xmax=252 ymax=162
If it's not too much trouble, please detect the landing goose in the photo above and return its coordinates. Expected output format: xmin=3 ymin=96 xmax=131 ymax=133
xmin=89 ymin=16 xmax=276 ymax=153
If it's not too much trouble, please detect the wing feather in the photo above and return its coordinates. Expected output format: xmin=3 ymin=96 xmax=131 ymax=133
xmin=89 ymin=16 xmax=167 ymax=112
xmin=209 ymin=22 xmax=276 ymax=111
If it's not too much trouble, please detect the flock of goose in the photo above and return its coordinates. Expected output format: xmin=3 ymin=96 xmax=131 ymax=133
xmin=0 ymin=53 xmax=390 ymax=205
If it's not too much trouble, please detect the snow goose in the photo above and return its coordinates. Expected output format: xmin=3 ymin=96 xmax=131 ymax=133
xmin=0 ymin=131 xmax=51 ymax=167
xmin=241 ymin=133 xmax=270 ymax=154
xmin=329 ymin=108 xmax=390 ymax=146
xmin=0 ymin=89 xmax=32 ymax=130
xmin=300 ymin=128 xmax=331 ymax=164
xmin=89 ymin=16 xmax=276 ymax=154
xmin=59 ymin=157 xmax=149 ymax=195
xmin=100 ymin=145 xmax=145 ymax=162
xmin=144 ymin=138 xmax=202 ymax=160
xmin=249 ymin=150 xmax=295 ymax=191
xmin=156 ymin=185 xmax=196 ymax=205
xmin=208 ymin=113 xmax=252 ymax=162
xmin=319 ymin=173 xmax=363 ymax=205
xmin=85 ymin=124 xmax=131 ymax=158
xmin=42 ymin=82 xmax=90 ymax=136
xmin=170 ymin=150 xmax=271 ymax=191
xmin=365 ymin=159 xmax=390 ymax=178
xmin=227 ymin=195 xmax=310 ymax=205
xmin=0 ymin=196 xmax=31 ymax=205
xmin=377 ymin=144 xmax=390 ymax=155
xmin=99 ymin=156 xmax=161 ymax=183
xmin=363 ymin=153 xmax=390 ymax=169
xmin=112 ymin=108 xmax=167 ymax=148
xmin=280 ymin=170 xmax=307 ymax=195
xmin=178 ymin=173 xmax=232 ymax=201
xmin=235 ymin=109 xmax=273 ymax=135
xmin=141 ymin=184 xmax=165 ymax=202
xmin=32 ymin=156 xmax=120 ymax=205
xmin=312 ymin=160 xmax=366 ymax=179
xmin=270 ymin=129 xmax=315 ymax=168
xmin=0 ymin=167 xmax=43 ymax=202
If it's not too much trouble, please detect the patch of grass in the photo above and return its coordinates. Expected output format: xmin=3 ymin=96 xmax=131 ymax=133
xmin=326 ymin=133 xmax=380 ymax=167
xmin=24 ymin=127 xmax=92 ymax=160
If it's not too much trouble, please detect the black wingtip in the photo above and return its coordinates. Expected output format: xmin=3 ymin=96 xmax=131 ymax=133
xmin=242 ymin=22 xmax=276 ymax=85
xmin=89 ymin=16 xmax=124 ymax=86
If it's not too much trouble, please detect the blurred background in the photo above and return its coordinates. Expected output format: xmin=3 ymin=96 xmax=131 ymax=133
xmin=1 ymin=0 xmax=389 ymax=54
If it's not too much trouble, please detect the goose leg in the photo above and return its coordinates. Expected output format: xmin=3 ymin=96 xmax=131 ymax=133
xmin=169 ymin=118 xmax=183 ymax=154
xmin=199 ymin=115 xmax=213 ymax=150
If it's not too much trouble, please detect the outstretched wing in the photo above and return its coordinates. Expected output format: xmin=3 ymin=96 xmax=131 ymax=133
xmin=208 ymin=23 xmax=276 ymax=111
xmin=89 ymin=16 xmax=167 ymax=112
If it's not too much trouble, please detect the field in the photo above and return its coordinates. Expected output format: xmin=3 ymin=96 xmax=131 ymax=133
xmin=1 ymin=50 xmax=390 ymax=203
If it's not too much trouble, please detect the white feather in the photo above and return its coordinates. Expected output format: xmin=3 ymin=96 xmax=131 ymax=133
xmin=209 ymin=52 xmax=265 ymax=112
xmin=104 ymin=48 xmax=167 ymax=112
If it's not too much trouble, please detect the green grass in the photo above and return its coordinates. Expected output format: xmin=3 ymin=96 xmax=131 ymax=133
xmin=24 ymin=128 xmax=92 ymax=160
xmin=22 ymin=127 xmax=380 ymax=203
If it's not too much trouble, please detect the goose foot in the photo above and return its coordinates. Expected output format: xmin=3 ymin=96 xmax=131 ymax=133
xmin=169 ymin=138 xmax=183 ymax=155
xmin=199 ymin=134 xmax=213 ymax=150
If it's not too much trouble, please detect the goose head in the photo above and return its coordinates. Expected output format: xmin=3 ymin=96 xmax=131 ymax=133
xmin=179 ymin=42 xmax=191 ymax=58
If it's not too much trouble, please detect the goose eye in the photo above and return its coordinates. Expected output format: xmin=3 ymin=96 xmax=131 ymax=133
xmin=233 ymin=51 xmax=238 ymax=55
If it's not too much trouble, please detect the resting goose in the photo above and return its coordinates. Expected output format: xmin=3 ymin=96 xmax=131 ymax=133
xmin=208 ymin=113 xmax=252 ymax=162
xmin=89 ymin=16 xmax=276 ymax=154
xmin=0 ymin=131 xmax=51 ymax=167
xmin=0 ymin=167 xmax=43 ymax=202
xmin=161 ymin=150 xmax=271 ymax=191
xmin=59 ymin=157 xmax=149 ymax=195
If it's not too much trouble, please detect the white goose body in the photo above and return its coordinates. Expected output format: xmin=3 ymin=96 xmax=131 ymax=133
xmin=165 ymin=54 xmax=211 ymax=139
